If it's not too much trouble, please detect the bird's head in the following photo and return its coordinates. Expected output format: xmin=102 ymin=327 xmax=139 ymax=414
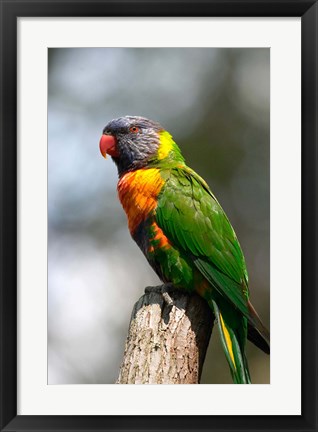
xmin=99 ymin=116 xmax=184 ymax=176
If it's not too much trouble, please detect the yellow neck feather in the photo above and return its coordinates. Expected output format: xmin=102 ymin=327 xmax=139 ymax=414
xmin=157 ymin=131 xmax=175 ymax=160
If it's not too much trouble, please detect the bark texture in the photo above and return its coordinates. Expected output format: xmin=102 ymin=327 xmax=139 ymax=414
xmin=117 ymin=285 xmax=213 ymax=384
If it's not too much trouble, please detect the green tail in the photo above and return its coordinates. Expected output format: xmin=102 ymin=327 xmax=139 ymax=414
xmin=211 ymin=300 xmax=251 ymax=384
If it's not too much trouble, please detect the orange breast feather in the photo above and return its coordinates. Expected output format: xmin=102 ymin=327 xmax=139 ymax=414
xmin=117 ymin=168 xmax=164 ymax=234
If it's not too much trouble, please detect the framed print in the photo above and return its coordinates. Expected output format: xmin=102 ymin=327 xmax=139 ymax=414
xmin=0 ymin=1 xmax=317 ymax=431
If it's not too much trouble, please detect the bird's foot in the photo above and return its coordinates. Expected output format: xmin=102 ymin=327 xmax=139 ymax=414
xmin=161 ymin=283 xmax=174 ymax=307
xmin=144 ymin=283 xmax=175 ymax=307
xmin=144 ymin=285 xmax=164 ymax=295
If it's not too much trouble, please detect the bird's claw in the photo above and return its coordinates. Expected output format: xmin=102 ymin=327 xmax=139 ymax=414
xmin=144 ymin=284 xmax=175 ymax=307
xmin=161 ymin=284 xmax=174 ymax=307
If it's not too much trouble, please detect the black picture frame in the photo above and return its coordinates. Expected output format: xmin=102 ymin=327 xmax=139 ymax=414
xmin=1 ymin=1 xmax=317 ymax=431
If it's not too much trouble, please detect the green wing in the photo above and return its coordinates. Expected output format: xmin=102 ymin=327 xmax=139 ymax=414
xmin=156 ymin=166 xmax=250 ymax=318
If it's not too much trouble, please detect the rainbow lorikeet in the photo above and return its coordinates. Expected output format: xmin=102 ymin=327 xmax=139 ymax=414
xmin=99 ymin=116 xmax=270 ymax=384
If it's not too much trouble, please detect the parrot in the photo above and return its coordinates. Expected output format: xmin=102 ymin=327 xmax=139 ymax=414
xmin=99 ymin=115 xmax=270 ymax=384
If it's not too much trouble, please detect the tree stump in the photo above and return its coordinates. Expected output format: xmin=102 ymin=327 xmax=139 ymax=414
xmin=117 ymin=284 xmax=214 ymax=384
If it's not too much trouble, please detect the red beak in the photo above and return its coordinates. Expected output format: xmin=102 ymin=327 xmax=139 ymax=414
xmin=99 ymin=134 xmax=119 ymax=158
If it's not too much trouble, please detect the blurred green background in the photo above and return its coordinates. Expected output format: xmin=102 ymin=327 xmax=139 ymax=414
xmin=48 ymin=48 xmax=270 ymax=384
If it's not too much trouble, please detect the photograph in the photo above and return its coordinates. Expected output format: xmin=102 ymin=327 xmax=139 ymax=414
xmin=48 ymin=47 xmax=270 ymax=385
xmin=1 ymin=0 xmax=316 ymax=430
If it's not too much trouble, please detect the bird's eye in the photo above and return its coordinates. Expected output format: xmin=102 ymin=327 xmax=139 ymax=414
xmin=129 ymin=126 xmax=139 ymax=133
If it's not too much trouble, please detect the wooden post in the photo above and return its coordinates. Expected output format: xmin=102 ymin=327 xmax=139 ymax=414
xmin=117 ymin=285 xmax=213 ymax=384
